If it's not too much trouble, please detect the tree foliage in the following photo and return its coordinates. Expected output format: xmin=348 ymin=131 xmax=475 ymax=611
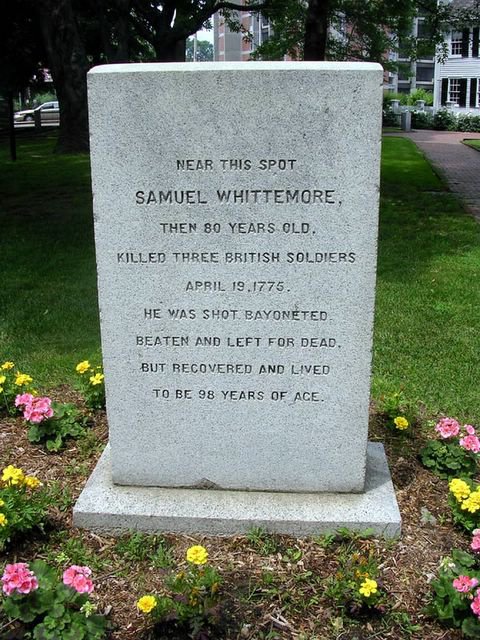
xmin=3 ymin=0 xmax=480 ymax=153
xmin=186 ymin=38 xmax=214 ymax=61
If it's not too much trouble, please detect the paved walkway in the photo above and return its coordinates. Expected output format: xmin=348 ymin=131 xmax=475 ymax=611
xmin=387 ymin=130 xmax=480 ymax=221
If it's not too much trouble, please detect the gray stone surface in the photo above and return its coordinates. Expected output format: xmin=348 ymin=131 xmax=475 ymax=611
xmin=88 ymin=61 xmax=383 ymax=493
xmin=73 ymin=442 xmax=401 ymax=537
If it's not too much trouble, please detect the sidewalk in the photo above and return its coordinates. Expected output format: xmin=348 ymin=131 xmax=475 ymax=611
xmin=387 ymin=130 xmax=480 ymax=221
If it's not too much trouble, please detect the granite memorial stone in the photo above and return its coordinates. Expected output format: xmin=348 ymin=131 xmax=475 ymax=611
xmin=74 ymin=62 xmax=401 ymax=536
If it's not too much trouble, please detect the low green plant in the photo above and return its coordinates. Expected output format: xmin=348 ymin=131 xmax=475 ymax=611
xmin=324 ymin=543 xmax=386 ymax=617
xmin=246 ymin=526 xmax=280 ymax=556
xmin=0 ymin=465 xmax=49 ymax=550
xmin=75 ymin=360 xmax=105 ymax=410
xmin=0 ymin=360 xmax=35 ymax=415
xmin=428 ymin=548 xmax=480 ymax=638
xmin=137 ymin=545 xmax=222 ymax=638
xmin=115 ymin=532 xmax=174 ymax=567
xmin=378 ymin=390 xmax=415 ymax=436
xmin=449 ymin=478 xmax=480 ymax=533
xmin=23 ymin=400 xmax=87 ymax=451
xmin=1 ymin=560 xmax=110 ymax=640
xmin=421 ymin=440 xmax=477 ymax=479
xmin=421 ymin=418 xmax=479 ymax=480
xmin=378 ymin=390 xmax=406 ymax=416
xmin=314 ymin=532 xmax=336 ymax=549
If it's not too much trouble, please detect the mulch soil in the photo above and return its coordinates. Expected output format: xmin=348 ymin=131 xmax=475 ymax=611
xmin=0 ymin=390 xmax=470 ymax=639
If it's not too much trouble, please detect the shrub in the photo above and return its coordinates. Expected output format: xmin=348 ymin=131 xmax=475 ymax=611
xmin=1 ymin=560 xmax=110 ymax=639
xmin=382 ymin=91 xmax=405 ymax=108
xmin=420 ymin=418 xmax=479 ymax=479
xmin=412 ymin=111 xmax=434 ymax=130
xmin=383 ymin=107 xmax=399 ymax=128
xmin=16 ymin=394 xmax=87 ymax=451
xmin=0 ymin=466 xmax=49 ymax=550
xmin=433 ymin=109 xmax=456 ymax=131
xmin=409 ymin=88 xmax=434 ymax=106
xmin=449 ymin=478 xmax=480 ymax=533
xmin=456 ymin=114 xmax=480 ymax=133
xmin=428 ymin=547 xmax=480 ymax=637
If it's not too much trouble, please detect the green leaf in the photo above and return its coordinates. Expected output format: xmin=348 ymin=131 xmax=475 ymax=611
xmin=46 ymin=434 xmax=63 ymax=451
xmin=27 ymin=424 xmax=42 ymax=442
xmin=462 ymin=617 xmax=480 ymax=638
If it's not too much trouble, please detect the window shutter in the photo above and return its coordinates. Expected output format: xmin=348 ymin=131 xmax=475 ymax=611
xmin=462 ymin=29 xmax=470 ymax=57
xmin=473 ymin=27 xmax=479 ymax=57
xmin=441 ymin=78 xmax=448 ymax=105
xmin=471 ymin=79 xmax=478 ymax=107
xmin=459 ymin=78 xmax=467 ymax=106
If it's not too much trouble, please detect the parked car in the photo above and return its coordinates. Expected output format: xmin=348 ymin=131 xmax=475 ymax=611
xmin=14 ymin=101 xmax=59 ymax=123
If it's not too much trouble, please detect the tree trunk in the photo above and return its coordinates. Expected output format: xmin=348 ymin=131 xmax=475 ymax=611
xmin=304 ymin=0 xmax=330 ymax=60
xmin=36 ymin=0 xmax=90 ymax=153
xmin=7 ymin=92 xmax=16 ymax=161
xmin=154 ymin=38 xmax=187 ymax=62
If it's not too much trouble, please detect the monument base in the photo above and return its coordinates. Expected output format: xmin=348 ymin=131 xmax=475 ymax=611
xmin=73 ymin=442 xmax=401 ymax=538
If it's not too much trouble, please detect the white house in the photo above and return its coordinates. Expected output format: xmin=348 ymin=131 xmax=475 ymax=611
xmin=433 ymin=0 xmax=480 ymax=111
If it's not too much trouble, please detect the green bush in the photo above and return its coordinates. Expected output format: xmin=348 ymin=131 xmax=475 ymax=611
xmin=428 ymin=549 xmax=480 ymax=638
xmin=32 ymin=91 xmax=57 ymax=106
xmin=1 ymin=560 xmax=110 ymax=640
xmin=456 ymin=114 xmax=480 ymax=133
xmin=409 ymin=88 xmax=434 ymax=106
xmin=412 ymin=111 xmax=434 ymax=129
xmin=0 ymin=466 xmax=50 ymax=550
xmin=420 ymin=439 xmax=477 ymax=479
xmin=433 ymin=109 xmax=456 ymax=130
xmin=449 ymin=478 xmax=480 ymax=533
xmin=383 ymin=107 xmax=400 ymax=127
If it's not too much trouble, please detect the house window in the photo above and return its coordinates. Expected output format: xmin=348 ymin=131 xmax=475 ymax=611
xmin=449 ymin=78 xmax=461 ymax=103
xmin=451 ymin=31 xmax=463 ymax=55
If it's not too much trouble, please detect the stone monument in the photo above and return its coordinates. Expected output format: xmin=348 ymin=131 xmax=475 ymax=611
xmin=74 ymin=61 xmax=401 ymax=537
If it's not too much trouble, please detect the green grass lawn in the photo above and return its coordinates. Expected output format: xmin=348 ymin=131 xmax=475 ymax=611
xmin=374 ymin=137 xmax=480 ymax=419
xmin=0 ymin=132 xmax=101 ymax=383
xmin=463 ymin=138 xmax=480 ymax=151
xmin=1 ymin=133 xmax=479 ymax=418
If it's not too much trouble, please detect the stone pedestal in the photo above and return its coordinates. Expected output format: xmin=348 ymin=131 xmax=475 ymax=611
xmin=74 ymin=442 xmax=400 ymax=537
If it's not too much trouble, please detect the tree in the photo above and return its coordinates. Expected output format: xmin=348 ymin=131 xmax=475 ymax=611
xmin=28 ymin=0 xmax=273 ymax=152
xmin=250 ymin=0 xmax=480 ymax=67
xmin=6 ymin=0 xmax=480 ymax=154
xmin=0 ymin=0 xmax=46 ymax=159
xmin=186 ymin=37 xmax=214 ymax=61
xmin=251 ymin=0 xmax=422 ymax=65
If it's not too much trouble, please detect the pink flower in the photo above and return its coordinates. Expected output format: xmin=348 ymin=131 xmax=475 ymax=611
xmin=15 ymin=393 xmax=33 ymax=408
xmin=466 ymin=425 xmax=477 ymax=436
xmin=472 ymin=593 xmax=480 ymax=617
xmin=1 ymin=563 xmax=39 ymax=596
xmin=22 ymin=396 xmax=53 ymax=424
xmin=460 ymin=435 xmax=480 ymax=454
xmin=63 ymin=565 xmax=94 ymax=594
xmin=453 ymin=575 xmax=479 ymax=593
xmin=435 ymin=417 xmax=460 ymax=439
xmin=471 ymin=530 xmax=480 ymax=552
